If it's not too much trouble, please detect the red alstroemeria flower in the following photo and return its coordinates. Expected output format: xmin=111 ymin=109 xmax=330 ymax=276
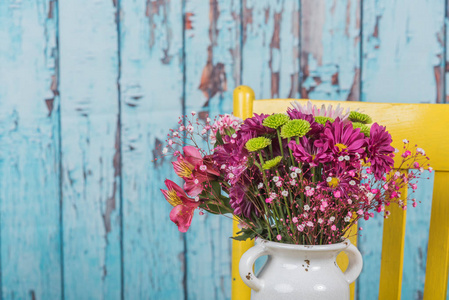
xmin=172 ymin=146 xmax=203 ymax=178
xmin=172 ymin=146 xmax=220 ymax=197
xmin=161 ymin=179 xmax=199 ymax=232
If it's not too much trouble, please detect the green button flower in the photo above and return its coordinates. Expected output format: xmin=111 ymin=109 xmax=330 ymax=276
xmin=262 ymin=156 xmax=283 ymax=170
xmin=352 ymin=122 xmax=370 ymax=137
xmin=263 ymin=113 xmax=290 ymax=129
xmin=245 ymin=137 xmax=272 ymax=152
xmin=314 ymin=116 xmax=335 ymax=125
xmin=280 ymin=119 xmax=311 ymax=138
xmin=349 ymin=111 xmax=372 ymax=124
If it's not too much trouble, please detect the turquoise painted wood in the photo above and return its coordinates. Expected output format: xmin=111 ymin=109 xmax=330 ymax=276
xmin=241 ymin=0 xmax=301 ymax=99
xmin=184 ymin=0 xmax=240 ymax=298
xmin=361 ymin=1 xmax=446 ymax=300
xmin=59 ymin=1 xmax=121 ymax=299
xmin=300 ymin=0 xmax=361 ymax=100
xmin=0 ymin=0 xmax=448 ymax=299
xmin=0 ymin=1 xmax=62 ymax=299
xmin=120 ymin=0 xmax=186 ymax=298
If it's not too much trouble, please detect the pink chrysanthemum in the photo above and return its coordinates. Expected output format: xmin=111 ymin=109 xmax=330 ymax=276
xmin=291 ymin=100 xmax=351 ymax=121
xmin=315 ymin=119 xmax=366 ymax=158
xmin=288 ymin=137 xmax=331 ymax=166
xmin=367 ymin=123 xmax=395 ymax=180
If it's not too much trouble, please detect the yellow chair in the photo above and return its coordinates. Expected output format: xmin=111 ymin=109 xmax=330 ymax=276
xmin=231 ymin=85 xmax=449 ymax=300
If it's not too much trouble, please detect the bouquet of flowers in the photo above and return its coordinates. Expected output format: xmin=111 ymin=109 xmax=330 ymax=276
xmin=158 ymin=101 xmax=431 ymax=245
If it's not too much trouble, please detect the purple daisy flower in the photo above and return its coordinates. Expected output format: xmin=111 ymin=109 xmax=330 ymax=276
xmin=288 ymin=137 xmax=331 ymax=166
xmin=229 ymin=182 xmax=258 ymax=219
xmin=367 ymin=123 xmax=395 ymax=180
xmin=239 ymin=113 xmax=275 ymax=141
xmin=315 ymin=118 xmax=366 ymax=158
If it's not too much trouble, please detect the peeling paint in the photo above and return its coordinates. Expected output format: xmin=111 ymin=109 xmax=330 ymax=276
xmin=301 ymin=0 xmax=360 ymax=101
xmin=146 ymin=0 xmax=173 ymax=64
xmin=198 ymin=0 xmax=228 ymax=107
xmin=45 ymin=74 xmax=59 ymax=116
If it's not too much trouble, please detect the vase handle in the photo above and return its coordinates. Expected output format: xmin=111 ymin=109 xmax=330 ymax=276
xmin=239 ymin=241 xmax=268 ymax=292
xmin=343 ymin=243 xmax=363 ymax=283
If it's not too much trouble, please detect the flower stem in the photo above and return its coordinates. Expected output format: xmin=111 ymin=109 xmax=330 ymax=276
xmin=276 ymin=128 xmax=284 ymax=160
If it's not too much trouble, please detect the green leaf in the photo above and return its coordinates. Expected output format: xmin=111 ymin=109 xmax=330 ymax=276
xmin=199 ymin=202 xmax=232 ymax=215
xmin=231 ymin=228 xmax=258 ymax=241
xmin=211 ymin=181 xmax=221 ymax=197
xmin=214 ymin=130 xmax=224 ymax=147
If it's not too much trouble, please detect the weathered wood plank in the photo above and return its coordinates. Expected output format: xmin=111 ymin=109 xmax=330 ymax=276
xmin=0 ymin=1 xmax=61 ymax=299
xmin=423 ymin=171 xmax=449 ymax=300
xmin=184 ymin=0 xmax=241 ymax=298
xmin=120 ymin=0 xmax=186 ymax=298
xmin=402 ymin=173 xmax=434 ymax=300
xmin=242 ymin=0 xmax=300 ymax=99
xmin=378 ymin=171 xmax=408 ymax=300
xmin=301 ymin=0 xmax=361 ymax=101
xmin=361 ymin=1 xmax=445 ymax=299
xmin=446 ymin=0 xmax=449 ymax=104
xmin=357 ymin=212 xmax=383 ymax=299
xmin=59 ymin=1 xmax=121 ymax=299
xmin=362 ymin=0 xmax=445 ymax=103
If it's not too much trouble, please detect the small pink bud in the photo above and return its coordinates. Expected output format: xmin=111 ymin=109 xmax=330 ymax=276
xmin=276 ymin=235 xmax=282 ymax=241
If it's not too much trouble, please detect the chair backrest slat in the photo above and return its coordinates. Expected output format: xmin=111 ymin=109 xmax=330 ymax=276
xmin=231 ymin=86 xmax=449 ymax=300
xmin=253 ymin=99 xmax=449 ymax=171
xmin=423 ymin=171 xmax=449 ymax=300
xmin=231 ymin=86 xmax=256 ymax=300
xmin=378 ymin=170 xmax=408 ymax=300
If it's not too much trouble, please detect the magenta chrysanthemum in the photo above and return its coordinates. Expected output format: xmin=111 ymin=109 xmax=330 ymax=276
xmin=291 ymin=100 xmax=351 ymax=121
xmin=367 ymin=123 xmax=395 ymax=180
xmin=288 ymin=137 xmax=331 ymax=166
xmin=315 ymin=119 xmax=366 ymax=158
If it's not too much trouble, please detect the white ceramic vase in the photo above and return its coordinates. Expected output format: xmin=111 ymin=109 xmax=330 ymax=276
xmin=239 ymin=238 xmax=363 ymax=300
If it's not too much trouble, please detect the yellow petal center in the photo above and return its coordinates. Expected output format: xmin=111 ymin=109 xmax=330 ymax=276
xmin=166 ymin=190 xmax=183 ymax=207
xmin=178 ymin=161 xmax=193 ymax=177
xmin=335 ymin=143 xmax=348 ymax=152
xmin=327 ymin=177 xmax=340 ymax=188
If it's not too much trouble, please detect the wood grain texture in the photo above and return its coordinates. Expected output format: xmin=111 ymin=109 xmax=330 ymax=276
xmin=242 ymin=0 xmax=300 ymax=99
xmin=361 ymin=1 xmax=445 ymax=299
xmin=0 ymin=1 xmax=62 ymax=299
xmin=446 ymin=0 xmax=449 ymax=104
xmin=59 ymin=1 xmax=121 ymax=299
xmin=424 ymin=171 xmax=449 ymax=300
xmin=231 ymin=85 xmax=255 ymax=300
xmin=301 ymin=0 xmax=361 ymax=101
xmin=119 ymin=0 xmax=186 ymax=298
xmin=362 ymin=0 xmax=445 ymax=103
xmin=402 ymin=173 xmax=434 ymax=300
xmin=357 ymin=210 xmax=384 ymax=300
xmin=378 ymin=171 xmax=408 ymax=300
xmin=184 ymin=0 xmax=240 ymax=298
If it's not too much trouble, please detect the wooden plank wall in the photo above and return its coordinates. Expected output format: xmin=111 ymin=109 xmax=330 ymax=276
xmin=0 ymin=0 xmax=447 ymax=299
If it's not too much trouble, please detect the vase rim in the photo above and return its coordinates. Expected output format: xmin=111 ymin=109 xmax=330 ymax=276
xmin=255 ymin=237 xmax=352 ymax=251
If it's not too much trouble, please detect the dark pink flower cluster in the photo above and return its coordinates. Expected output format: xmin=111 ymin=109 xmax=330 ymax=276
xmin=157 ymin=104 xmax=430 ymax=244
